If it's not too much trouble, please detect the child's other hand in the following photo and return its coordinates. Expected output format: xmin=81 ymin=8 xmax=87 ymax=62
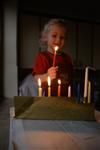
xmin=47 ymin=66 xmax=58 ymax=80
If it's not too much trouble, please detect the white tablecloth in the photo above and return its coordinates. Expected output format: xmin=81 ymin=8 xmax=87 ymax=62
xmin=9 ymin=107 xmax=100 ymax=150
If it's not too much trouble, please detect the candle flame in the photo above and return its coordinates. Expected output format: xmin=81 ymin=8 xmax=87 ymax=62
xmin=54 ymin=46 xmax=59 ymax=51
xmin=38 ymin=78 xmax=41 ymax=87
xmin=58 ymin=79 xmax=61 ymax=85
xmin=48 ymin=76 xmax=51 ymax=86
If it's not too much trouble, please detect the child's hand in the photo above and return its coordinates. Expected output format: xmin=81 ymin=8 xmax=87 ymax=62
xmin=47 ymin=66 xmax=58 ymax=80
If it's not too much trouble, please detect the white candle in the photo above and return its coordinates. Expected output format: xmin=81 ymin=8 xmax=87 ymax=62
xmin=58 ymin=79 xmax=61 ymax=96
xmin=84 ymin=66 xmax=96 ymax=99
xmin=68 ymin=85 xmax=71 ymax=97
xmin=53 ymin=46 xmax=59 ymax=67
xmin=87 ymin=81 xmax=91 ymax=104
xmin=38 ymin=78 xmax=42 ymax=97
xmin=47 ymin=76 xmax=51 ymax=96
xmin=84 ymin=67 xmax=88 ymax=98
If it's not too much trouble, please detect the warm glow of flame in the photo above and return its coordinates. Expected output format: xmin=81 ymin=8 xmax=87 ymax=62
xmin=48 ymin=76 xmax=51 ymax=86
xmin=38 ymin=78 xmax=41 ymax=87
xmin=58 ymin=79 xmax=61 ymax=85
xmin=54 ymin=46 xmax=59 ymax=51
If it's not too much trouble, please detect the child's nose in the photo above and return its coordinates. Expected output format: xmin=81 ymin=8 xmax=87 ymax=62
xmin=56 ymin=37 xmax=60 ymax=43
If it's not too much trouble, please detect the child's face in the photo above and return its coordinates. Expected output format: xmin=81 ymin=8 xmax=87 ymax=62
xmin=47 ymin=25 xmax=66 ymax=53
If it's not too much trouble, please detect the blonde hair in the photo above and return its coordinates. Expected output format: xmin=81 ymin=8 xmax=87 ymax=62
xmin=39 ymin=18 xmax=67 ymax=50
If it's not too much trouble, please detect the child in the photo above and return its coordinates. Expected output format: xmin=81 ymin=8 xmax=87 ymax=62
xmin=32 ymin=18 xmax=74 ymax=96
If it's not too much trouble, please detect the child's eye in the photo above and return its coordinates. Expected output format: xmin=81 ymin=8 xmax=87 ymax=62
xmin=51 ymin=35 xmax=65 ymax=40
xmin=60 ymin=36 xmax=65 ymax=40
xmin=52 ymin=34 xmax=57 ymax=38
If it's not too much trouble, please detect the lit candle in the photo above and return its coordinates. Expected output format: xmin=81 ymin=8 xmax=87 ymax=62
xmin=48 ymin=76 xmax=51 ymax=96
xmin=53 ymin=46 xmax=59 ymax=67
xmin=58 ymin=79 xmax=61 ymax=96
xmin=68 ymin=85 xmax=71 ymax=97
xmin=38 ymin=78 xmax=42 ymax=97
xmin=87 ymin=81 xmax=91 ymax=104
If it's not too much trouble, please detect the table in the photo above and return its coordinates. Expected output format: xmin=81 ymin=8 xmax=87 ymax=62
xmin=9 ymin=107 xmax=100 ymax=150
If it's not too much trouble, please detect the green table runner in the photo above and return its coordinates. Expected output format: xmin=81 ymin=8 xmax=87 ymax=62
xmin=14 ymin=96 xmax=95 ymax=121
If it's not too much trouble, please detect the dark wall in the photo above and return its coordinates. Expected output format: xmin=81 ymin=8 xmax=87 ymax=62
xmin=0 ymin=1 xmax=3 ymax=99
xmin=18 ymin=0 xmax=100 ymax=23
